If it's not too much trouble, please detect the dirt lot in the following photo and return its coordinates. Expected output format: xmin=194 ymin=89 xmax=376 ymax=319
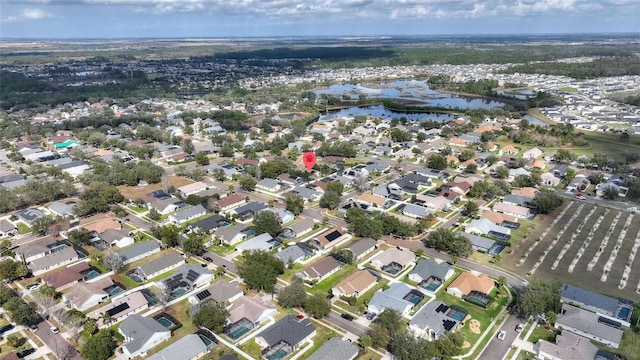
xmin=503 ymin=200 xmax=640 ymax=300
xmin=118 ymin=176 xmax=194 ymax=200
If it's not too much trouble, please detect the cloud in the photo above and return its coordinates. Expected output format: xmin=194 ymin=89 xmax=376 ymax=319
xmin=2 ymin=8 xmax=54 ymax=22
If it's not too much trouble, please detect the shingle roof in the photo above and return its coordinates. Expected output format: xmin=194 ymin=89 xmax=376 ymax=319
xmin=138 ymin=252 xmax=184 ymax=278
xmin=146 ymin=334 xmax=207 ymax=360
xmin=410 ymin=258 xmax=453 ymax=282
xmin=191 ymin=280 xmax=242 ymax=305
xmin=260 ymin=314 xmax=316 ymax=348
xmin=275 ymin=245 xmax=306 ymax=264
xmin=345 ymin=238 xmax=377 ymax=258
xmin=116 ymin=241 xmax=160 ymax=263
xmin=306 ymin=337 xmax=358 ymax=360
xmin=560 ymin=283 xmax=619 ymax=315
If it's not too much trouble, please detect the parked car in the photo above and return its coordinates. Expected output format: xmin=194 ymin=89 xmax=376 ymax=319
xmin=29 ymin=324 xmax=38 ymax=332
xmin=575 ymin=193 xmax=586 ymax=200
xmin=203 ymin=256 xmax=213 ymax=262
xmin=0 ymin=324 xmax=14 ymax=334
xmin=497 ymin=330 xmax=507 ymax=340
xmin=516 ymin=323 xmax=525 ymax=333
xmin=50 ymin=326 xmax=59 ymax=334
xmin=26 ymin=283 xmax=40 ymax=291
xmin=341 ymin=313 xmax=355 ymax=321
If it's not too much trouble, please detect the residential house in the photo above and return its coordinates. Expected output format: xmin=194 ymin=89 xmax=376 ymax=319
xmin=556 ymin=304 xmax=623 ymax=349
xmin=116 ymin=241 xmax=161 ymax=265
xmin=416 ymin=167 xmax=449 ymax=180
xmin=84 ymin=218 xmax=121 ymax=234
xmin=509 ymin=167 xmax=531 ymax=180
xmin=236 ymin=233 xmax=276 ymax=252
xmin=100 ymin=229 xmax=134 ymax=248
xmin=159 ymin=264 xmax=213 ymax=294
xmin=88 ymin=291 xmax=149 ymax=324
xmin=64 ymin=277 xmax=114 ymax=311
xmin=289 ymin=186 xmax=322 ymax=202
xmin=391 ymin=173 xmax=431 ymax=194
xmin=409 ymin=301 xmax=466 ymax=341
xmin=480 ymin=211 xmax=517 ymax=226
xmin=306 ymin=337 xmax=358 ymax=360
xmin=370 ymin=247 xmax=416 ymax=273
xmin=541 ymin=172 xmax=561 ymax=186
xmin=59 ymin=160 xmax=90 ymax=177
xmin=229 ymin=202 xmax=269 ymax=221
xmin=465 ymin=219 xmax=511 ymax=237
xmin=460 ymin=232 xmax=502 ymax=256
xmin=135 ymin=252 xmax=184 ymax=281
xmin=0 ymin=219 xmax=16 ymax=237
xmin=255 ymin=315 xmax=316 ymax=359
xmin=119 ymin=314 xmax=171 ymax=358
xmin=48 ymin=201 xmax=76 ymax=217
xmin=267 ymin=208 xmax=295 ymax=225
xmin=280 ymin=218 xmax=315 ymax=239
xmin=408 ymin=258 xmax=454 ymax=291
xmin=567 ymin=175 xmax=590 ymax=192
xmin=299 ymin=256 xmax=342 ymax=282
xmin=42 ymin=261 xmax=91 ymax=291
xmin=189 ymin=280 xmax=243 ymax=306
xmin=16 ymin=208 xmax=45 ymax=226
xmin=512 ymin=187 xmax=538 ymax=198
xmin=227 ymin=296 xmax=277 ymax=328
xmin=177 ymin=181 xmax=209 ymax=197
xmin=28 ymin=245 xmax=79 ymax=275
xmin=560 ymin=283 xmax=633 ymax=326
xmin=214 ymin=224 xmax=248 ymax=245
xmin=446 ymin=272 xmax=494 ymax=298
xmin=499 ymin=145 xmax=519 ymax=156
xmin=356 ymin=193 xmax=387 ymax=208
xmin=401 ymin=203 xmax=433 ymax=218
xmin=503 ymin=194 xmax=533 ymax=207
xmin=168 ymin=204 xmax=207 ymax=224
xmin=345 ymin=238 xmax=377 ymax=261
xmin=211 ymin=194 xmax=245 ymax=213
xmin=332 ymin=270 xmax=377 ymax=298
xmin=148 ymin=197 xmax=181 ymax=215
xmin=537 ymin=331 xmax=599 ymax=360
xmin=187 ymin=215 xmax=229 ymax=234
xmin=368 ymin=283 xmax=417 ymax=316
xmin=146 ymin=334 xmax=210 ymax=360
xmin=414 ymin=194 xmax=450 ymax=212
xmin=492 ymin=202 xmax=531 ymax=220
xmin=522 ymin=147 xmax=543 ymax=159
xmin=307 ymin=226 xmax=348 ymax=250
xmin=256 ymin=178 xmax=281 ymax=192
xmin=275 ymin=245 xmax=307 ymax=264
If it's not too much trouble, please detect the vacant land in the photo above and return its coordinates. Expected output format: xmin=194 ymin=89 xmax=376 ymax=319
xmin=118 ymin=175 xmax=194 ymax=199
xmin=503 ymin=200 xmax=640 ymax=300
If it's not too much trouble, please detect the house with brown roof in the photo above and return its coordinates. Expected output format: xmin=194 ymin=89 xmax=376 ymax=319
xmin=480 ymin=211 xmax=517 ymax=225
xmin=88 ymin=291 xmax=149 ymax=326
xmin=227 ymin=296 xmax=277 ymax=328
xmin=446 ymin=272 xmax=494 ymax=298
xmin=370 ymin=247 xmax=416 ymax=273
xmin=84 ymin=218 xmax=121 ymax=234
xmin=64 ymin=277 xmax=114 ymax=311
xmin=299 ymin=256 xmax=342 ymax=282
xmin=333 ymin=270 xmax=377 ymax=298
xmin=42 ymin=261 xmax=91 ymax=291
xmin=511 ymin=187 xmax=538 ymax=198
xmin=211 ymin=194 xmax=246 ymax=213
xmin=356 ymin=193 xmax=386 ymax=207
xmin=307 ymin=226 xmax=348 ymax=250
xmin=499 ymin=145 xmax=519 ymax=156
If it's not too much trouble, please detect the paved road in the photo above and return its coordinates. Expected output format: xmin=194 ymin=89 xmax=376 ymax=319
xmin=555 ymin=191 xmax=636 ymax=211
xmin=478 ymin=314 xmax=521 ymax=360
xmin=325 ymin=310 xmax=368 ymax=337
xmin=33 ymin=319 xmax=82 ymax=360
xmin=202 ymin=251 xmax=238 ymax=274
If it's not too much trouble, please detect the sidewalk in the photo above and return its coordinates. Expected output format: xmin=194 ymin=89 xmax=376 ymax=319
xmin=507 ymin=322 xmax=538 ymax=360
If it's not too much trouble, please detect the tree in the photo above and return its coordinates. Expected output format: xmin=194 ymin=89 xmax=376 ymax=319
xmin=532 ymin=189 xmax=563 ymax=214
xmin=319 ymin=190 xmax=341 ymax=210
xmin=67 ymin=228 xmax=92 ymax=247
xmin=463 ymin=201 xmax=479 ymax=218
xmin=103 ymin=251 xmax=124 ymax=273
xmin=253 ymin=211 xmax=281 ymax=237
xmin=278 ymin=277 xmax=307 ymax=308
xmin=74 ymin=182 xmax=124 ymax=217
xmin=373 ymin=309 xmax=406 ymax=338
xmin=494 ymin=165 xmax=510 ymax=179
xmin=304 ymin=292 xmax=331 ymax=318
xmin=0 ymin=285 xmax=16 ymax=305
xmin=458 ymin=149 xmax=476 ymax=162
xmin=182 ymin=235 xmax=205 ymax=256
xmin=81 ymin=328 xmax=117 ymax=360
xmin=32 ymin=216 xmax=55 ymax=235
xmin=238 ymin=175 xmax=257 ymax=191
xmin=6 ymin=334 xmax=24 ymax=348
xmin=3 ymin=297 xmax=38 ymax=326
xmin=354 ymin=173 xmax=369 ymax=193
xmin=285 ymin=194 xmax=304 ymax=216
xmin=0 ymin=260 xmax=29 ymax=281
xmin=465 ymin=164 xmax=478 ymax=173
xmin=326 ymin=181 xmax=344 ymax=195
xmin=423 ymin=228 xmax=472 ymax=258
xmin=52 ymin=338 xmax=75 ymax=360
xmin=152 ymin=224 xmax=180 ymax=247
xmin=515 ymin=279 xmax=561 ymax=319
xmin=370 ymin=324 xmax=390 ymax=348
xmin=192 ymin=299 xmax=229 ymax=333
xmin=602 ymin=186 xmax=619 ymax=200
xmin=237 ymin=250 xmax=285 ymax=293
xmin=83 ymin=318 xmax=98 ymax=336
xmin=194 ymin=151 xmax=209 ymax=166
xmin=360 ymin=334 xmax=373 ymax=352
xmin=427 ymin=154 xmax=447 ymax=170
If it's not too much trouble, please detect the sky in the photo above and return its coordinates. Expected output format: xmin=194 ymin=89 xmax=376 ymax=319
xmin=1 ymin=0 xmax=639 ymax=39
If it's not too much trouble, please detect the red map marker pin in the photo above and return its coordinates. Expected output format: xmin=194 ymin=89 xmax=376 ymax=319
xmin=303 ymin=152 xmax=316 ymax=171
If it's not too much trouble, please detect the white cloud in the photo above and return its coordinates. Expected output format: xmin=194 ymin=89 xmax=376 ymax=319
xmin=2 ymin=8 xmax=54 ymax=22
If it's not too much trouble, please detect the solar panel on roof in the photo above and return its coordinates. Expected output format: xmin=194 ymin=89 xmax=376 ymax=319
xmin=435 ymin=303 xmax=448 ymax=314
xmin=324 ymin=230 xmax=342 ymax=242
xmin=107 ymin=303 xmax=130 ymax=316
xmin=442 ymin=319 xmax=457 ymax=331
xmin=196 ymin=290 xmax=211 ymax=301
xmin=186 ymin=270 xmax=199 ymax=282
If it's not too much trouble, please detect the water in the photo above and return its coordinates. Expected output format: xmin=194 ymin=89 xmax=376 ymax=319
xmin=521 ymin=114 xmax=549 ymax=127
xmin=315 ymin=80 xmax=505 ymax=110
xmin=319 ymin=104 xmax=455 ymax=123
xmin=157 ymin=317 xmax=174 ymax=328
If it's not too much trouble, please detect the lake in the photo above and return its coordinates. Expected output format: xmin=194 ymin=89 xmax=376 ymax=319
xmin=315 ymin=80 xmax=506 ymax=110
xmin=318 ymin=105 xmax=456 ymax=123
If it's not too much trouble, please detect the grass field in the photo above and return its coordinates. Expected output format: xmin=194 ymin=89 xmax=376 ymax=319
xmin=118 ymin=175 xmax=194 ymax=200
xmin=502 ymin=200 xmax=640 ymax=300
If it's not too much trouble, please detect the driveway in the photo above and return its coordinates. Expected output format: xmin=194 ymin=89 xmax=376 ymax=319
xmin=325 ymin=310 xmax=368 ymax=337
xmin=33 ymin=320 xmax=82 ymax=360
xmin=202 ymin=252 xmax=238 ymax=274
xmin=477 ymin=314 xmax=522 ymax=360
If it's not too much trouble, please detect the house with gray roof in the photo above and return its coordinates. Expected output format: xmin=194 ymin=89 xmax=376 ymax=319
xmin=306 ymin=337 xmax=358 ymax=360
xmin=560 ymin=283 xmax=633 ymax=326
xmin=465 ymin=219 xmax=511 ymax=237
xmin=100 ymin=228 xmax=134 ymax=248
xmin=236 ymin=233 xmax=275 ymax=252
xmin=281 ymin=218 xmax=315 ymax=239
xmin=368 ymin=283 xmax=417 ymax=316
xmin=28 ymin=245 xmax=79 ymax=275
xmin=409 ymin=301 xmax=465 ymax=341
xmin=187 ymin=214 xmax=229 ymax=233
xmin=0 ymin=178 xmax=27 ymax=190
xmin=459 ymin=232 xmax=503 ymax=256
xmin=345 ymin=238 xmax=377 ymax=261
xmin=188 ymin=280 xmax=243 ymax=306
xmin=168 ymin=204 xmax=207 ymax=224
xmin=17 ymin=208 xmax=45 ymax=226
xmin=401 ymin=203 xmax=433 ymax=218
xmin=409 ymin=258 xmax=454 ymax=291
xmin=58 ymin=160 xmax=90 ymax=177
xmin=0 ymin=219 xmax=16 ymax=237
xmin=556 ymin=304 xmax=624 ymax=348
xmin=116 ymin=241 xmax=161 ymax=265
xmin=289 ymin=186 xmax=322 ymax=202
xmin=214 ymin=223 xmax=248 ymax=245
xmin=255 ymin=315 xmax=316 ymax=359
xmin=256 ymin=178 xmax=281 ymax=192
xmin=48 ymin=201 xmax=76 ymax=217
xmin=275 ymin=245 xmax=307 ymax=264
xmin=503 ymin=194 xmax=533 ymax=207
xmin=229 ymin=202 xmax=269 ymax=221
xmin=137 ymin=252 xmax=184 ymax=280
xmin=148 ymin=197 xmax=181 ymax=214
xmin=119 ymin=314 xmax=171 ymax=358
xmin=159 ymin=263 xmax=213 ymax=294
xmin=146 ymin=334 xmax=210 ymax=360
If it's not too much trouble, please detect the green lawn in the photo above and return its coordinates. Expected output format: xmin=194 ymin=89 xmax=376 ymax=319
xmin=238 ymin=339 xmax=262 ymax=359
xmin=145 ymin=298 xmax=197 ymax=357
xmin=333 ymin=278 xmax=389 ymax=315
xmin=17 ymin=222 xmax=31 ymax=234
xmin=527 ymin=325 xmax=556 ymax=343
xmin=313 ymin=264 xmax=357 ymax=294
xmin=297 ymin=321 xmax=341 ymax=360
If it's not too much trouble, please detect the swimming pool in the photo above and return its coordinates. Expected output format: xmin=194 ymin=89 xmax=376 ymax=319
xmin=199 ymin=334 xmax=213 ymax=346
xmin=156 ymin=316 xmax=175 ymax=328
xmin=105 ymin=284 xmax=124 ymax=297
xmin=424 ymin=282 xmax=439 ymax=291
xmin=170 ymin=288 xmax=187 ymax=298
xmin=82 ymin=269 xmax=100 ymax=280
xmin=618 ymin=307 xmax=631 ymax=320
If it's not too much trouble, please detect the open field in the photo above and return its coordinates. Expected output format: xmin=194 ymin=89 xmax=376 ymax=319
xmin=118 ymin=175 xmax=194 ymax=200
xmin=503 ymin=200 xmax=640 ymax=300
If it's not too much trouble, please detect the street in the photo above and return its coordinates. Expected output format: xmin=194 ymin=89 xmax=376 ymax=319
xmin=33 ymin=319 xmax=83 ymax=360
xmin=202 ymin=251 xmax=238 ymax=274
xmin=478 ymin=314 xmax=521 ymax=360
xmin=325 ymin=310 xmax=369 ymax=337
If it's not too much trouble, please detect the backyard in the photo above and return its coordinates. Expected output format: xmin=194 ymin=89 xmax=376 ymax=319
xmin=502 ymin=201 xmax=640 ymax=300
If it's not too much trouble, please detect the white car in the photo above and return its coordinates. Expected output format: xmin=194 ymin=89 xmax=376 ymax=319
xmin=497 ymin=330 xmax=507 ymax=340
xmin=50 ymin=326 xmax=59 ymax=334
xmin=516 ymin=323 xmax=525 ymax=332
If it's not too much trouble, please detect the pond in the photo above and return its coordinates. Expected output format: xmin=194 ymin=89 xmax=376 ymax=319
xmin=315 ymin=80 xmax=506 ymax=110
xmin=319 ymin=104 xmax=456 ymax=123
